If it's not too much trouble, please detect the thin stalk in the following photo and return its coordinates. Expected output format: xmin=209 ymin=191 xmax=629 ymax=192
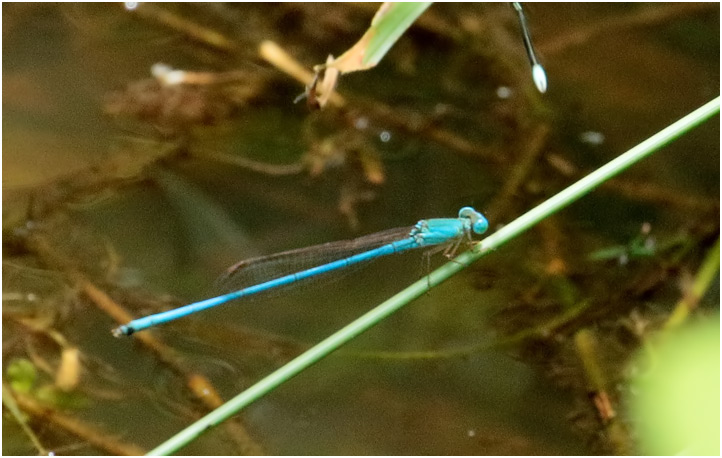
xmin=147 ymin=96 xmax=719 ymax=456
xmin=664 ymin=237 xmax=720 ymax=330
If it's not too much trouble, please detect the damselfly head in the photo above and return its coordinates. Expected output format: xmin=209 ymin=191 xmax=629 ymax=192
xmin=458 ymin=207 xmax=489 ymax=235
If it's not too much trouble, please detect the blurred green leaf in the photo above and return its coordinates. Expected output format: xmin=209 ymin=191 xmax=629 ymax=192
xmin=628 ymin=317 xmax=720 ymax=455
xmin=6 ymin=359 xmax=37 ymax=394
xmin=35 ymin=384 xmax=90 ymax=410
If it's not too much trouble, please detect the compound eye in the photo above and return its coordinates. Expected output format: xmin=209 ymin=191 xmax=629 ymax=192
xmin=472 ymin=215 xmax=489 ymax=235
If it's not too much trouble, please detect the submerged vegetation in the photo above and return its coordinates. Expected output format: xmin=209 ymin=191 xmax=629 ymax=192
xmin=3 ymin=3 xmax=719 ymax=455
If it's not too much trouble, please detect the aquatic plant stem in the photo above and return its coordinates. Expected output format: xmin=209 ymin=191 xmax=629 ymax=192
xmin=664 ymin=236 xmax=720 ymax=330
xmin=147 ymin=96 xmax=719 ymax=456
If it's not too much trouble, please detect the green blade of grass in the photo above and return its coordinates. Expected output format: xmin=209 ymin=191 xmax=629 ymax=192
xmin=326 ymin=2 xmax=432 ymax=74
xmin=363 ymin=2 xmax=432 ymax=68
xmin=146 ymin=96 xmax=719 ymax=456
xmin=3 ymin=384 xmax=48 ymax=455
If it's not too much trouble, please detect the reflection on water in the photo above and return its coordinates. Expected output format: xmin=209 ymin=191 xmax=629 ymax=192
xmin=3 ymin=3 xmax=719 ymax=455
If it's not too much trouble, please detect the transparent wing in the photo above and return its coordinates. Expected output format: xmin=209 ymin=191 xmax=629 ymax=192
xmin=213 ymin=226 xmax=414 ymax=295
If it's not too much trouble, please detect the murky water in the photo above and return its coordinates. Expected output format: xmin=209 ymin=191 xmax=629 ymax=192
xmin=3 ymin=4 xmax=719 ymax=455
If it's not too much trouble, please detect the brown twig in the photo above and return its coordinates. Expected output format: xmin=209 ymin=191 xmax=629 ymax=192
xmin=538 ymin=3 xmax=716 ymax=56
xmin=603 ymin=177 xmax=719 ymax=214
xmin=192 ymin=148 xmax=305 ymax=176
xmin=9 ymin=386 xmax=146 ymax=456
xmin=485 ymin=123 xmax=550 ymax=221
xmin=127 ymin=3 xmax=238 ymax=54
xmin=573 ymin=329 xmax=633 ymax=455
xmin=24 ymin=232 xmax=265 ymax=455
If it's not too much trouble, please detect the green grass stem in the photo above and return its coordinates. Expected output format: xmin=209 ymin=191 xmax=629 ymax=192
xmin=665 ymin=236 xmax=720 ymax=329
xmin=147 ymin=96 xmax=719 ymax=456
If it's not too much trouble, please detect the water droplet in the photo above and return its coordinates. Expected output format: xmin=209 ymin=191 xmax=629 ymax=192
xmin=354 ymin=117 xmax=369 ymax=130
xmin=496 ymin=86 xmax=512 ymax=99
xmin=579 ymin=131 xmax=605 ymax=146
